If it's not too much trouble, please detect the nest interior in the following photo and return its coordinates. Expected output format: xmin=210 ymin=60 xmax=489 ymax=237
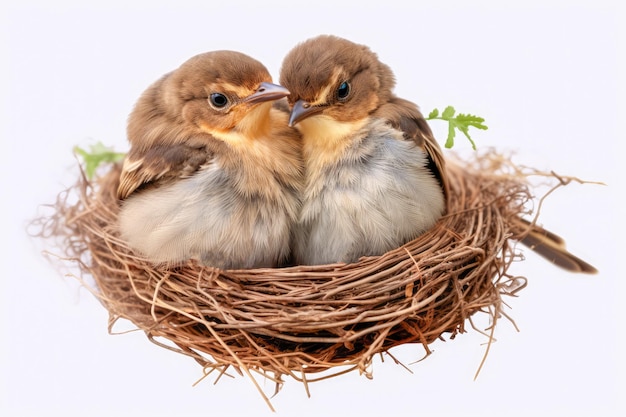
xmin=36 ymin=149 xmax=554 ymax=400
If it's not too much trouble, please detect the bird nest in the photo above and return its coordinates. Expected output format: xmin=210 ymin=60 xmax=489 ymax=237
xmin=35 ymin=149 xmax=575 ymax=407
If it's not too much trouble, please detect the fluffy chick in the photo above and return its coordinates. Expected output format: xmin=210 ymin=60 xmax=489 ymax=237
xmin=117 ymin=51 xmax=302 ymax=269
xmin=280 ymin=35 xmax=446 ymax=265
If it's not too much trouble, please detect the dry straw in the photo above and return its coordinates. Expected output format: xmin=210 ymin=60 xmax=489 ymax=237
xmin=34 ymin=149 xmax=581 ymax=409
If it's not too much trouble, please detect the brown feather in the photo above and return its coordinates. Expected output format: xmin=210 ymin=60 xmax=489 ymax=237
xmin=117 ymin=142 xmax=216 ymax=199
xmin=280 ymin=35 xmax=394 ymax=122
xmin=511 ymin=217 xmax=597 ymax=274
xmin=374 ymin=98 xmax=449 ymax=201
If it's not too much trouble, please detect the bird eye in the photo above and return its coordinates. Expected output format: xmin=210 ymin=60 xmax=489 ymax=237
xmin=209 ymin=93 xmax=229 ymax=108
xmin=337 ymin=81 xmax=351 ymax=100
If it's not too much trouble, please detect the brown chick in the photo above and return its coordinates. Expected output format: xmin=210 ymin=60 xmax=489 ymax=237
xmin=117 ymin=51 xmax=302 ymax=269
xmin=280 ymin=35 xmax=446 ymax=265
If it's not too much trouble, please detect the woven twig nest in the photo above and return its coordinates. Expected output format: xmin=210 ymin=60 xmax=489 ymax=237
xmin=37 ymin=149 xmax=570 ymax=404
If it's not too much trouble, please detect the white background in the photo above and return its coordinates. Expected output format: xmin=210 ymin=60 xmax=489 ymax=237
xmin=2 ymin=1 xmax=623 ymax=416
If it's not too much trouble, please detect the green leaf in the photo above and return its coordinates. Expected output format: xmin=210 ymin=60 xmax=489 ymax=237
xmin=73 ymin=142 xmax=125 ymax=179
xmin=441 ymin=105 xmax=456 ymax=119
xmin=426 ymin=106 xmax=488 ymax=150
xmin=456 ymin=113 xmax=488 ymax=131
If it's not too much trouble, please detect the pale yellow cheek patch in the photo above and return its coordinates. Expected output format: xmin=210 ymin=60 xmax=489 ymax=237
xmin=235 ymin=102 xmax=272 ymax=135
xmin=201 ymin=126 xmax=248 ymax=147
xmin=198 ymin=121 xmax=230 ymax=139
xmin=300 ymin=115 xmax=365 ymax=148
xmin=198 ymin=103 xmax=273 ymax=148
xmin=300 ymin=115 xmax=367 ymax=172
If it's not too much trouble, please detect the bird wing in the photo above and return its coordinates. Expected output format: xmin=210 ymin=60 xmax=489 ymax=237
xmin=374 ymin=97 xmax=449 ymax=199
xmin=117 ymin=143 xmax=212 ymax=200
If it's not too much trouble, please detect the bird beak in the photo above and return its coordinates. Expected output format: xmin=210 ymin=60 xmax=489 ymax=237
xmin=288 ymin=99 xmax=324 ymax=127
xmin=244 ymin=82 xmax=290 ymax=104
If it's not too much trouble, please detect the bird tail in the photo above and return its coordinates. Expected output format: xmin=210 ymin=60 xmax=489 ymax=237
xmin=511 ymin=217 xmax=597 ymax=274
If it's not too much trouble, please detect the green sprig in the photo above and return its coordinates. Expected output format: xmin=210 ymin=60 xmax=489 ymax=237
xmin=73 ymin=142 xmax=125 ymax=179
xmin=426 ymin=106 xmax=488 ymax=150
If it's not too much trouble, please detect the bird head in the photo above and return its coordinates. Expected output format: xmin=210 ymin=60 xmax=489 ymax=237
xmin=279 ymin=35 xmax=395 ymax=129
xmin=128 ymin=50 xmax=290 ymax=150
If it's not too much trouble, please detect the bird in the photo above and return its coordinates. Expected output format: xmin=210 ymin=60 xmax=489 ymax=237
xmin=279 ymin=35 xmax=447 ymax=266
xmin=279 ymin=34 xmax=596 ymax=273
xmin=116 ymin=50 xmax=303 ymax=269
